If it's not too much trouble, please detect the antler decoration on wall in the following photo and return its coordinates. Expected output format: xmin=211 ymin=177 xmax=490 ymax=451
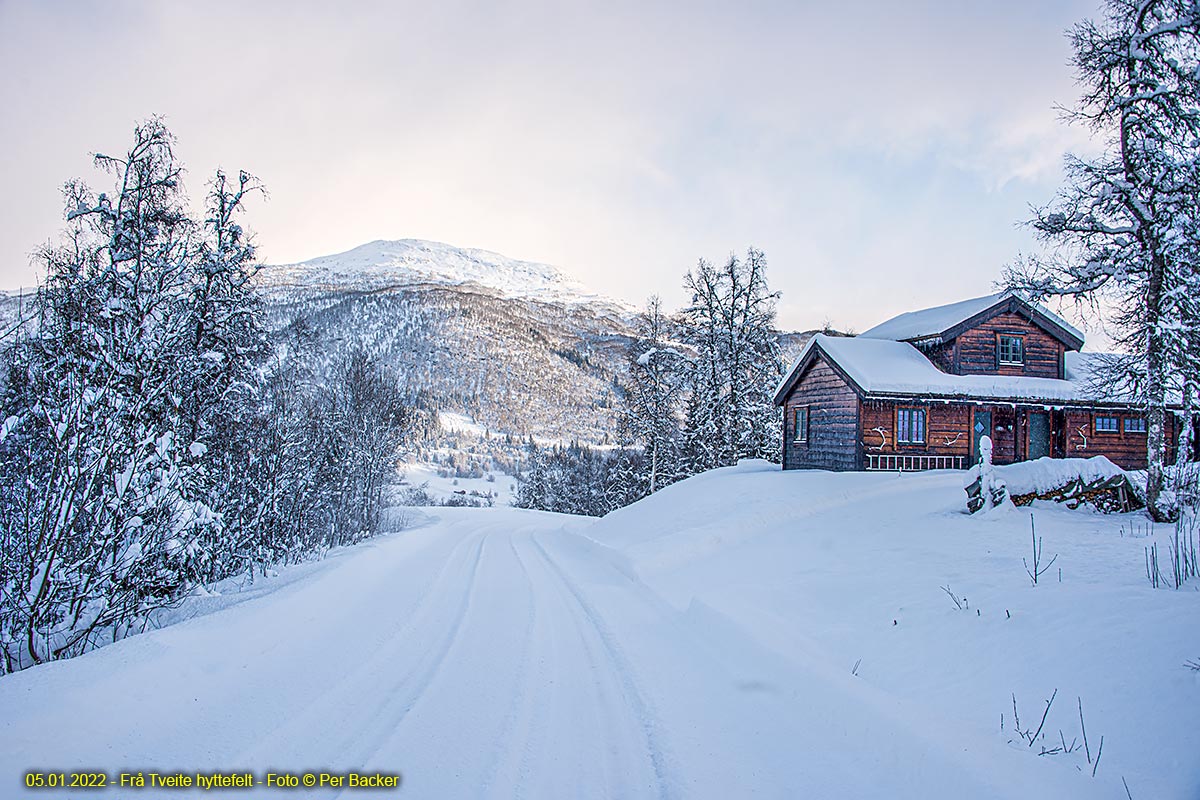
xmin=942 ymin=432 xmax=963 ymax=446
xmin=1075 ymin=426 xmax=1088 ymax=450
xmin=864 ymin=426 xmax=888 ymax=451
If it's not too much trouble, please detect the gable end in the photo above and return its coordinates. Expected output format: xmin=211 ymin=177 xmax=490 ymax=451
xmin=775 ymin=340 xmax=867 ymax=406
xmin=940 ymin=295 xmax=1084 ymax=352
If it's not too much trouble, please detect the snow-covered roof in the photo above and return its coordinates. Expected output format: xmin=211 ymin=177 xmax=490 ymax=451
xmin=859 ymin=292 xmax=1084 ymax=348
xmin=774 ymin=334 xmax=1127 ymax=406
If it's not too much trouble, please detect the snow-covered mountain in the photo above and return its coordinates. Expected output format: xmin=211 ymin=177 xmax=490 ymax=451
xmin=256 ymin=240 xmax=639 ymax=445
xmin=4 ymin=239 xmax=814 ymax=450
xmin=258 ymin=239 xmax=632 ymax=313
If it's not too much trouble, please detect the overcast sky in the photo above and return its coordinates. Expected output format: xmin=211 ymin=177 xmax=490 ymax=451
xmin=0 ymin=0 xmax=1105 ymax=335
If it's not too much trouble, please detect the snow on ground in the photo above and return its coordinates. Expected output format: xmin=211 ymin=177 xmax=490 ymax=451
xmin=983 ymin=454 xmax=1127 ymax=496
xmin=438 ymin=411 xmax=490 ymax=437
xmin=397 ymin=460 xmax=516 ymax=506
xmin=588 ymin=462 xmax=1200 ymax=799
xmin=2 ymin=465 xmax=1197 ymax=798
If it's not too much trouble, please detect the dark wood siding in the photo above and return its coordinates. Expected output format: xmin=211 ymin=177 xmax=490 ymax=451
xmin=856 ymin=401 xmax=1173 ymax=468
xmin=989 ymin=406 xmax=1017 ymax=463
xmin=782 ymin=354 xmax=860 ymax=471
xmin=915 ymin=341 xmax=955 ymax=373
xmin=860 ymin=400 xmax=972 ymax=463
xmin=1064 ymin=409 xmax=1175 ymax=470
xmin=953 ymin=312 xmax=1065 ymax=379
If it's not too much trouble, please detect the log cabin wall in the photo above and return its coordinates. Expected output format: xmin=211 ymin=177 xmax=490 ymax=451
xmin=916 ymin=341 xmax=955 ymax=374
xmin=1065 ymin=409 xmax=1093 ymax=457
xmin=988 ymin=406 xmax=1018 ymax=463
xmin=1063 ymin=408 xmax=1175 ymax=469
xmin=859 ymin=400 xmax=972 ymax=462
xmin=855 ymin=400 xmax=1170 ymax=469
xmin=953 ymin=312 xmax=1065 ymax=379
xmin=781 ymin=354 xmax=860 ymax=471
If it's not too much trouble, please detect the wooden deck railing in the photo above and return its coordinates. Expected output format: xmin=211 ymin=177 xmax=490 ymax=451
xmin=866 ymin=454 xmax=966 ymax=471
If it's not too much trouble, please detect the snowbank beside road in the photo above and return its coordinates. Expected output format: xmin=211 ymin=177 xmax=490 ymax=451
xmin=3 ymin=466 xmax=1197 ymax=799
xmin=588 ymin=464 xmax=1200 ymax=799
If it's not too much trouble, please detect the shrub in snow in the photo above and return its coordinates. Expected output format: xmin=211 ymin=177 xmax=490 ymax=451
xmin=1146 ymin=510 xmax=1200 ymax=589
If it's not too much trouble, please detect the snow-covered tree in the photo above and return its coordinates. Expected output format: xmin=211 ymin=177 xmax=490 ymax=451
xmin=0 ymin=119 xmax=218 ymax=665
xmin=616 ymin=296 xmax=689 ymax=497
xmin=514 ymin=440 xmax=631 ymax=517
xmin=0 ymin=120 xmax=415 ymax=673
xmin=1005 ymin=0 xmax=1200 ymax=520
xmin=679 ymin=248 xmax=784 ymax=472
xmin=318 ymin=349 xmax=413 ymax=545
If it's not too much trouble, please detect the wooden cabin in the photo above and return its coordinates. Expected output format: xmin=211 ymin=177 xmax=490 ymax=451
xmin=773 ymin=292 xmax=1180 ymax=471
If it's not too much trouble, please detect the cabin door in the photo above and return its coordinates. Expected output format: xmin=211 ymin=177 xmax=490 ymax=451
xmin=1028 ymin=412 xmax=1050 ymax=460
xmin=971 ymin=410 xmax=992 ymax=464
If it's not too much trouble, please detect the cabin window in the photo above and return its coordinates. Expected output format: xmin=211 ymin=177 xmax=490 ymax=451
xmin=1124 ymin=416 xmax=1147 ymax=434
xmin=997 ymin=334 xmax=1024 ymax=366
xmin=1095 ymin=415 xmax=1119 ymax=433
xmin=896 ymin=407 xmax=926 ymax=444
xmin=793 ymin=406 xmax=809 ymax=443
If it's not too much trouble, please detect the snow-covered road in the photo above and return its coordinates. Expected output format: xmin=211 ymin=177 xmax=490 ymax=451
xmin=0 ymin=504 xmax=1149 ymax=798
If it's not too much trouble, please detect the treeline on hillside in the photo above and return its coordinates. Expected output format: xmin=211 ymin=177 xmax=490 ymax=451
xmin=0 ymin=121 xmax=416 ymax=673
xmin=261 ymin=281 xmax=626 ymax=445
xmin=516 ymin=252 xmax=783 ymax=516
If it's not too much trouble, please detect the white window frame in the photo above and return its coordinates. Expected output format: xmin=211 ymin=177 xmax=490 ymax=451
xmin=793 ymin=406 xmax=809 ymax=443
xmin=998 ymin=334 xmax=1025 ymax=366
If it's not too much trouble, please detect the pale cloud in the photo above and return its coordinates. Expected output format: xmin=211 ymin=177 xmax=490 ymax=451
xmin=0 ymin=0 xmax=1109 ymax=333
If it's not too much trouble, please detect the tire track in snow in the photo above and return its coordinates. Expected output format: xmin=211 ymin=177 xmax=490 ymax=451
xmin=331 ymin=531 xmax=488 ymax=783
xmin=474 ymin=536 xmax=540 ymax=799
xmin=231 ymin=528 xmax=485 ymax=772
xmin=529 ymin=533 xmax=677 ymax=800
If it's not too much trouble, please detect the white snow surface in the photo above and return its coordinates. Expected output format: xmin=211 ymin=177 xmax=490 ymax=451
xmin=777 ymin=334 xmax=1114 ymax=403
xmin=398 ymin=461 xmax=515 ymax=506
xmin=777 ymin=336 xmax=1172 ymax=406
xmin=971 ymin=455 xmax=1128 ymax=497
xmin=437 ymin=411 xmax=489 ymax=436
xmin=860 ymin=291 xmax=1084 ymax=345
xmin=2 ymin=465 xmax=1197 ymax=798
xmin=256 ymin=238 xmax=633 ymax=310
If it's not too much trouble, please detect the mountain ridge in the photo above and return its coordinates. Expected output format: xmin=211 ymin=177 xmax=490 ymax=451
xmin=257 ymin=238 xmax=635 ymax=313
xmin=255 ymin=238 xmax=639 ymax=447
